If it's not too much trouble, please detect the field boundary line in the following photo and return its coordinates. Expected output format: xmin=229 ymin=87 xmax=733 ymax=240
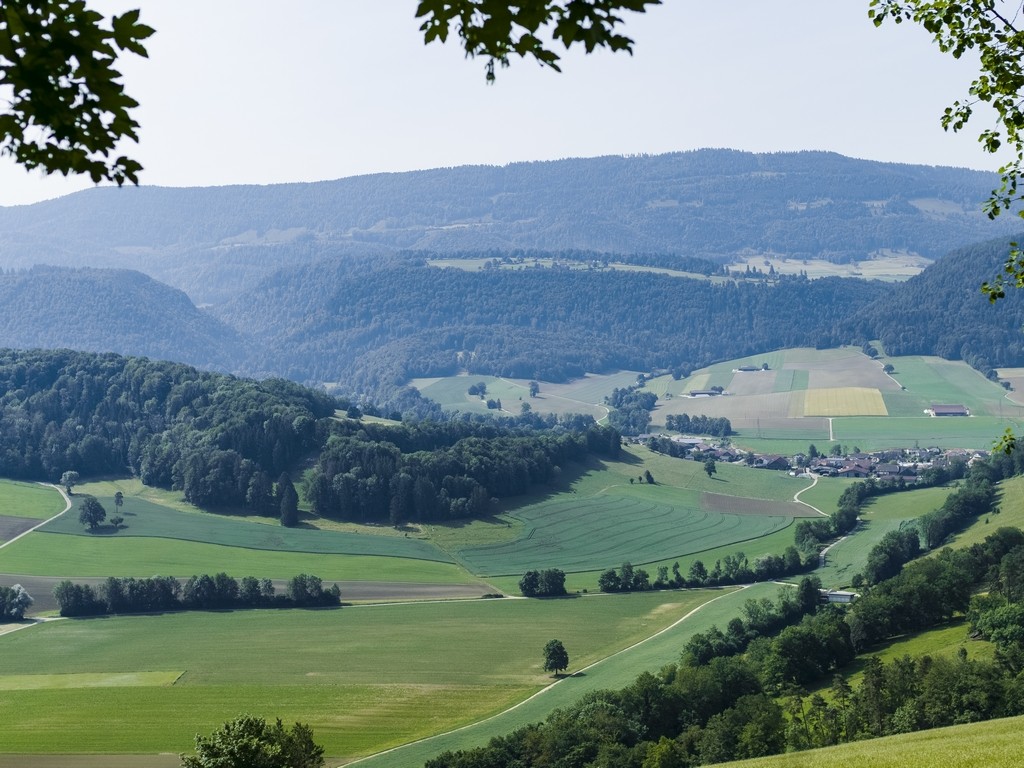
xmin=343 ymin=585 xmax=748 ymax=767
xmin=0 ymin=484 xmax=71 ymax=552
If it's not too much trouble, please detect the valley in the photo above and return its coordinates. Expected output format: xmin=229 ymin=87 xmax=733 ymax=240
xmin=0 ymin=149 xmax=1023 ymax=768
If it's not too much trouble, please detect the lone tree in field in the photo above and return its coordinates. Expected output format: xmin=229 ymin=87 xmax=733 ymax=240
xmin=180 ymin=714 xmax=324 ymax=768
xmin=78 ymin=496 xmax=106 ymax=529
xmin=543 ymin=639 xmax=569 ymax=676
xmin=114 ymin=490 xmax=124 ymax=512
xmin=60 ymin=470 xmax=80 ymax=496
xmin=529 ymin=380 xmax=540 ymax=397
xmin=704 ymin=458 xmax=717 ymax=479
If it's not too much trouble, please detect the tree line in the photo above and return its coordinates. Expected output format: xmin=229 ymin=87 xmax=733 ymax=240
xmin=53 ymin=573 xmax=340 ymax=617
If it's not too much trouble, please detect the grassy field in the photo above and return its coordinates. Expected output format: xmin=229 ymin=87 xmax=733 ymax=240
xmin=831 ymin=620 xmax=994 ymax=691
xmin=42 ymin=492 xmax=451 ymax=562
xmin=0 ymin=534 xmax=471 ymax=582
xmin=940 ymin=474 xmax=1024 ymax=551
xmin=0 ymin=480 xmax=65 ymax=520
xmin=356 ymin=583 xmax=785 ymax=768
xmin=815 ymin=484 xmax=954 ymax=589
xmin=448 ymin=447 xmax=812 ymax=577
xmin=409 ymin=373 xmax=615 ymax=421
xmin=0 ymin=590 xmax=718 ymax=758
xmin=458 ymin=494 xmax=796 ymax=575
xmin=721 ymin=714 xmax=1024 ymax=768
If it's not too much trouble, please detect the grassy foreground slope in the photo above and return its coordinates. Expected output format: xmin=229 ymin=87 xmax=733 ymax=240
xmin=720 ymin=714 xmax=1024 ymax=768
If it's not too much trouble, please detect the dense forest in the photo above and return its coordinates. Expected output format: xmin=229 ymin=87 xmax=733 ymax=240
xmin=222 ymin=261 xmax=888 ymax=398
xmin=304 ymin=418 xmax=621 ymax=524
xmin=0 ymin=350 xmax=621 ymax=519
xmin=851 ymin=233 xmax=1024 ymax=376
xmin=0 ymin=349 xmax=337 ymax=510
xmin=0 ymin=150 xmax=1015 ymax=306
xmin=0 ymin=266 xmax=241 ymax=370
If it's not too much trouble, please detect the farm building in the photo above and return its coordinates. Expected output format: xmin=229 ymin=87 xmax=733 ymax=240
xmin=819 ymin=589 xmax=859 ymax=604
xmin=754 ymin=455 xmax=790 ymax=471
xmin=926 ymin=404 xmax=970 ymax=417
xmin=689 ymin=390 xmax=721 ymax=397
xmin=836 ymin=462 xmax=871 ymax=478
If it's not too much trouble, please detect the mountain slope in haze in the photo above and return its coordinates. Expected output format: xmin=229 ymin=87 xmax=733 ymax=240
xmin=853 ymin=235 xmax=1024 ymax=374
xmin=0 ymin=150 xmax=1016 ymax=305
xmin=0 ymin=266 xmax=244 ymax=370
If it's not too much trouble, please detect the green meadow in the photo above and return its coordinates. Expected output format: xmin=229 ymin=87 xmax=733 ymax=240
xmin=0 ymin=590 xmax=717 ymax=758
xmin=815 ymin=484 xmax=954 ymax=589
xmin=449 ymin=446 xmax=812 ymax=577
xmin=942 ymin=474 xmax=1024 ymax=551
xmin=0 ymin=534 xmax=469 ymax=582
xmin=722 ymin=714 xmax=1024 ymax=768
xmin=0 ymin=479 xmax=65 ymax=520
xmin=42 ymin=492 xmax=450 ymax=562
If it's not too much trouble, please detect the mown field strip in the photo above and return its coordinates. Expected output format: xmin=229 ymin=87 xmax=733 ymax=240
xmin=804 ymin=387 xmax=887 ymax=416
xmin=42 ymin=494 xmax=452 ymax=561
xmin=0 ymin=671 xmax=183 ymax=690
xmin=0 ymin=534 xmax=472 ymax=582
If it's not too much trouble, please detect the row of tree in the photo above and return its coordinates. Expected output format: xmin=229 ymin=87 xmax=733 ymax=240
xmin=53 ymin=573 xmax=340 ymax=617
xmin=518 ymin=569 xmax=567 ymax=597
xmin=663 ymin=413 xmax=733 ymax=437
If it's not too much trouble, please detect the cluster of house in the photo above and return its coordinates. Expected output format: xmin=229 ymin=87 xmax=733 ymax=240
xmin=635 ymin=432 xmax=989 ymax=482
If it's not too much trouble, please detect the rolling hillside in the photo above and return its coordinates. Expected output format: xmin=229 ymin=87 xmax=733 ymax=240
xmin=0 ymin=150 xmax=1017 ymax=306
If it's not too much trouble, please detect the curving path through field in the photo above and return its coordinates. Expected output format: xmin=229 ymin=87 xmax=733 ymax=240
xmin=793 ymin=472 xmax=828 ymax=517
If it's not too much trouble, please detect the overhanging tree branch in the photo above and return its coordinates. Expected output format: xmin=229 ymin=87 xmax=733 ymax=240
xmin=0 ymin=1 xmax=153 ymax=184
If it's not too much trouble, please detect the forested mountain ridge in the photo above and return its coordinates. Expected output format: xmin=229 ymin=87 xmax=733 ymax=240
xmin=222 ymin=260 xmax=890 ymax=395
xmin=0 ymin=266 xmax=243 ymax=370
xmin=0 ymin=150 xmax=1016 ymax=306
xmin=851 ymin=233 xmax=1024 ymax=376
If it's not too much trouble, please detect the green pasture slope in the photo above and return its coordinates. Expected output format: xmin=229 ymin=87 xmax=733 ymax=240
xmin=409 ymin=374 xmax=614 ymax=421
xmin=815 ymin=484 xmax=955 ymax=589
xmin=454 ymin=446 xmax=813 ymax=578
xmin=720 ymin=714 xmax=1024 ymax=768
xmin=0 ymin=590 xmax=719 ymax=759
xmin=0 ymin=487 xmax=469 ymax=583
xmin=0 ymin=479 xmax=64 ymax=521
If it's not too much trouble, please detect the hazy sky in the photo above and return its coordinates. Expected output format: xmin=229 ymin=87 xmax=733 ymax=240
xmin=0 ymin=0 xmax=999 ymax=207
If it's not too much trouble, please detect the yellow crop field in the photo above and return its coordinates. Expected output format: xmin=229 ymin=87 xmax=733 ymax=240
xmin=804 ymin=387 xmax=888 ymax=416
